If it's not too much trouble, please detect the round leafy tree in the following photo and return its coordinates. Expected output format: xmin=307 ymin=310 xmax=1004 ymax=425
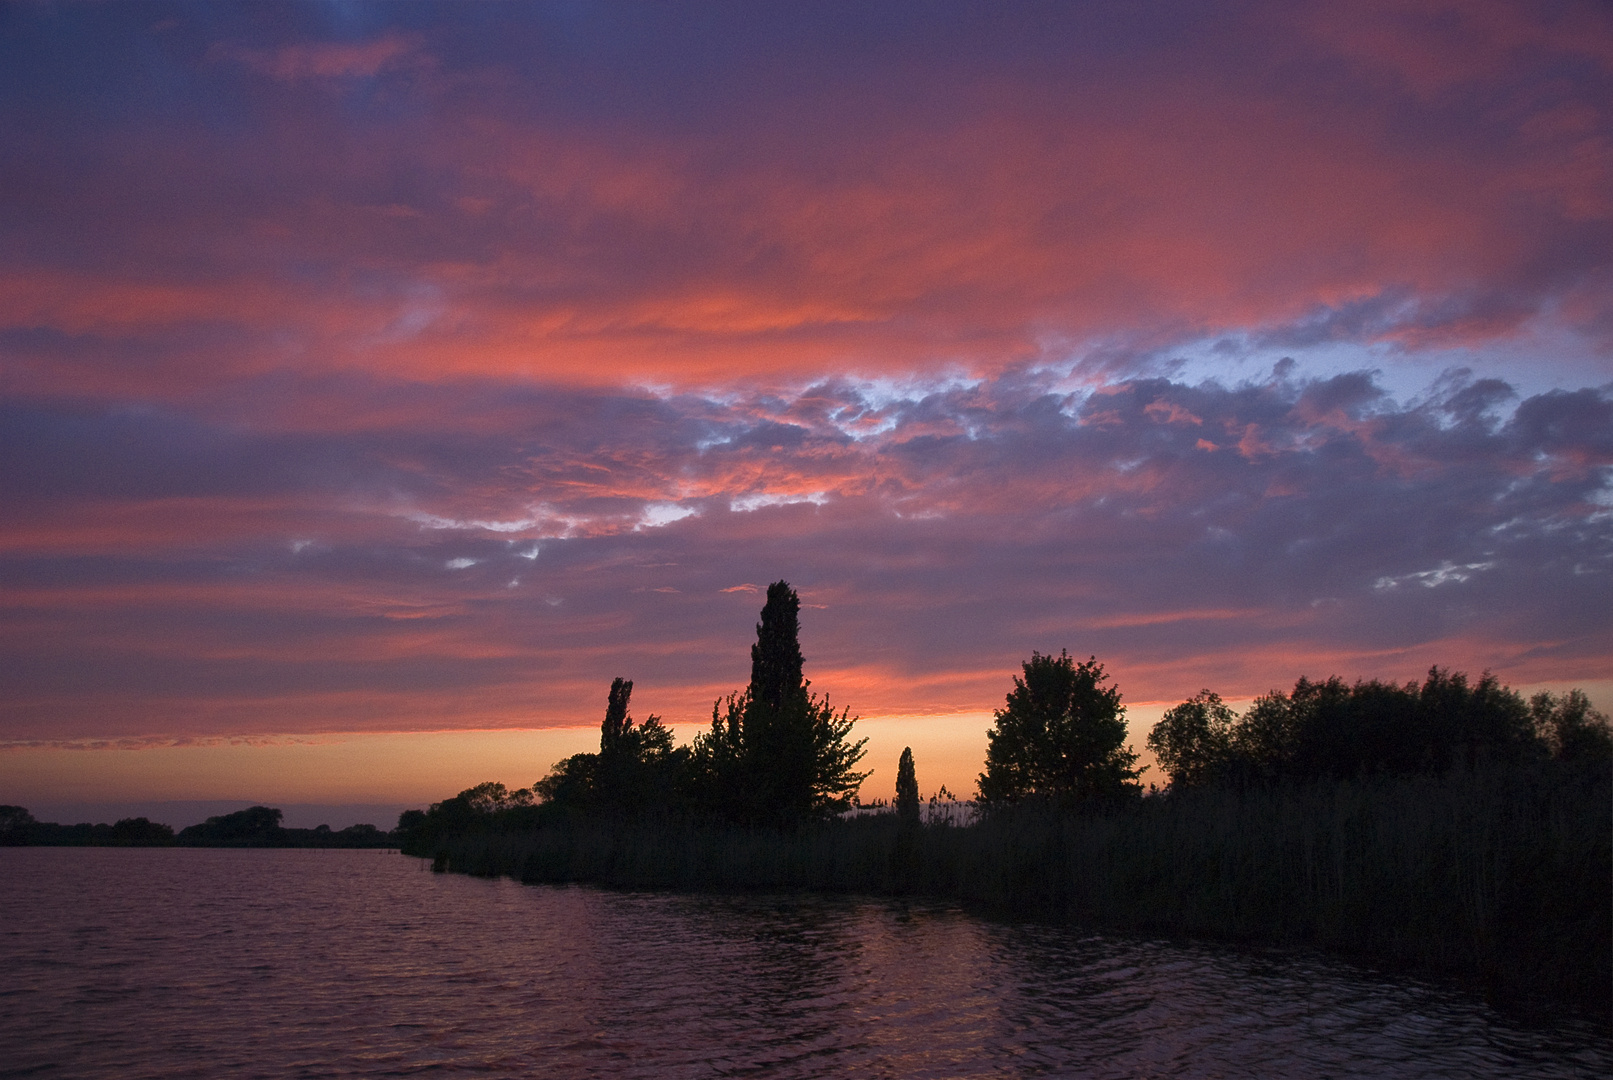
xmin=1147 ymin=690 xmax=1238 ymax=790
xmin=976 ymin=651 xmax=1142 ymax=808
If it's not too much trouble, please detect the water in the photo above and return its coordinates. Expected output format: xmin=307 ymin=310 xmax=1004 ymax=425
xmin=1 ymin=849 xmax=1606 ymax=1078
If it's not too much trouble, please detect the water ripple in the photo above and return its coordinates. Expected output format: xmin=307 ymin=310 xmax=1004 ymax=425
xmin=1 ymin=848 xmax=1606 ymax=1079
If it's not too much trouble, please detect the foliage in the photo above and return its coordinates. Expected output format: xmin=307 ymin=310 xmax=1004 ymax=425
xmin=417 ymin=763 xmax=1612 ymax=1013
xmin=445 ymin=582 xmax=869 ymax=836
xmin=686 ymin=690 xmax=749 ymax=819
xmin=535 ymin=678 xmax=684 ymax=817
xmin=748 ymin=581 xmax=806 ymax=717
xmin=1531 ymin=689 xmax=1613 ymax=762
xmin=1 ymin=804 xmax=392 ymax=847
xmin=0 ymin=804 xmax=36 ymax=845
xmin=0 ymin=806 xmax=176 ymax=846
xmin=1148 ymin=668 xmax=1574 ymax=790
xmin=1146 ymin=690 xmax=1237 ymax=790
xmin=976 ymin=651 xmax=1142 ymax=808
xmin=173 ymin=806 xmax=396 ymax=848
xmin=895 ymin=747 xmax=920 ymax=825
xmin=401 ymin=637 xmax=1613 ymax=1013
xmin=177 ymin=806 xmax=284 ymax=846
xmin=687 ymin=581 xmax=869 ymax=825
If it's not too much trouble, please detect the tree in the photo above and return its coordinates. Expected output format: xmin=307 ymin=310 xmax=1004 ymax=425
xmin=0 ymin=804 xmax=36 ymax=845
xmin=895 ymin=747 xmax=920 ymax=825
xmin=176 ymin=805 xmax=284 ymax=846
xmin=891 ymin=746 xmax=922 ymax=890
xmin=976 ymin=651 xmax=1142 ymax=808
xmin=1531 ymin=689 xmax=1613 ymax=762
xmin=1147 ymin=690 xmax=1237 ymax=790
xmin=535 ymin=677 xmax=680 ymax=815
xmin=749 ymin=582 xmax=805 ymax=717
xmin=595 ymin=677 xmax=679 ymax=813
xmin=1230 ymin=689 xmax=1301 ymax=782
xmin=690 ymin=581 xmax=869 ymax=825
xmin=686 ymin=690 xmax=749 ymax=819
xmin=459 ymin=781 xmax=533 ymax=813
xmin=1150 ymin=668 xmax=1564 ymax=789
xmin=740 ymin=582 xmax=815 ymax=822
xmin=600 ymin=676 xmax=634 ymax=754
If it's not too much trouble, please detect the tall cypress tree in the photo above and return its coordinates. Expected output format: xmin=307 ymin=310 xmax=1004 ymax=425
xmin=691 ymin=580 xmax=869 ymax=825
xmin=750 ymin=582 xmax=806 ymax=715
xmin=600 ymin=677 xmax=633 ymax=755
xmin=743 ymin=582 xmax=813 ymax=823
xmin=895 ymin=747 xmax=920 ymax=825
xmin=892 ymin=746 xmax=921 ymax=891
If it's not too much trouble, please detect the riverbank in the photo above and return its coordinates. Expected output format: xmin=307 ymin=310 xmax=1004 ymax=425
xmin=409 ymin=763 xmax=1611 ymax=1015
xmin=0 ymin=804 xmax=398 ymax=848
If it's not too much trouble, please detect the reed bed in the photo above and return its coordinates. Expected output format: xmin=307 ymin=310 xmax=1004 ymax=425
xmin=424 ymin=764 xmax=1610 ymax=1011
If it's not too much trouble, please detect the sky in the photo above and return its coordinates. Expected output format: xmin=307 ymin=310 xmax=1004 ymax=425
xmin=2 ymin=0 xmax=1610 ymax=819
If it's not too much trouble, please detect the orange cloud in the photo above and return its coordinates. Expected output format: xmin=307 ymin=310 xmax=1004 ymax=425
xmin=1 ymin=3 xmax=1608 ymax=766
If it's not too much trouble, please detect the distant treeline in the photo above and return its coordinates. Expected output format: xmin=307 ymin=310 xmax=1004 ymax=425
xmin=1146 ymin=671 xmax=1612 ymax=788
xmin=395 ymin=583 xmax=1611 ymax=1014
xmin=0 ymin=804 xmax=398 ymax=848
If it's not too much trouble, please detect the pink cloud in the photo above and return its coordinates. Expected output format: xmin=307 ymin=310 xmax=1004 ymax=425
xmin=2 ymin=368 xmax=1607 ymax=742
xmin=1 ymin=3 xmax=1608 ymax=750
xmin=215 ymin=33 xmax=425 ymax=82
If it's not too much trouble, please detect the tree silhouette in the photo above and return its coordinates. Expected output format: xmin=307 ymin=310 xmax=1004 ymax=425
xmin=976 ymin=651 xmax=1142 ymax=808
xmin=750 ymin=582 xmax=806 ymax=716
xmin=600 ymin=676 xmax=634 ymax=754
xmin=1148 ymin=667 xmax=1569 ymax=790
xmin=536 ymin=677 xmax=680 ymax=815
xmin=1531 ymin=689 xmax=1613 ymax=762
xmin=1147 ymin=690 xmax=1237 ymax=790
xmin=895 ymin=747 xmax=920 ymax=825
xmin=0 ymin=804 xmax=36 ymax=845
xmin=741 ymin=583 xmax=815 ymax=822
xmin=176 ymin=805 xmax=285 ymax=846
xmin=691 ymin=581 xmax=869 ymax=824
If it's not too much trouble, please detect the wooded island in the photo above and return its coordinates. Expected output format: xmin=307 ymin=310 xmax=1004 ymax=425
xmin=396 ymin=581 xmax=1612 ymax=1014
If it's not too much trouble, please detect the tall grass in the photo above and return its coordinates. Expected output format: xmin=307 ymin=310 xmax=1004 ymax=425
xmin=423 ymin=764 xmax=1610 ymax=1010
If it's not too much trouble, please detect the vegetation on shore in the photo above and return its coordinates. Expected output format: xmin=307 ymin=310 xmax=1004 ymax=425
xmin=0 ymin=804 xmax=398 ymax=848
xmin=409 ymin=763 xmax=1609 ymax=1009
xmin=395 ymin=581 xmax=1613 ymax=1012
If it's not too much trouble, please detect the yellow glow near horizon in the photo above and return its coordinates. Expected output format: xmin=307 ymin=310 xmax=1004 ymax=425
xmin=4 ymin=681 xmax=1604 ymax=809
xmin=0 ymin=728 xmax=602 ymax=807
xmin=0 ymin=711 xmax=1128 ymax=808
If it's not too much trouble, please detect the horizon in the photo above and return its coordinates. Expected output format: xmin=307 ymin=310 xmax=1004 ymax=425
xmin=2 ymin=1 xmax=1609 ymax=812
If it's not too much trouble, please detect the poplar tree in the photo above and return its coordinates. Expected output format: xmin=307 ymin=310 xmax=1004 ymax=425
xmin=693 ymin=581 xmax=869 ymax=825
xmin=743 ymin=582 xmax=815 ymax=822
xmin=536 ymin=676 xmax=677 ymax=815
xmin=895 ymin=747 xmax=920 ymax=825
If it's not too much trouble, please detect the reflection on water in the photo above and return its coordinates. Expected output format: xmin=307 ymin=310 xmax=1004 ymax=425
xmin=1 ymin=848 xmax=1606 ymax=1078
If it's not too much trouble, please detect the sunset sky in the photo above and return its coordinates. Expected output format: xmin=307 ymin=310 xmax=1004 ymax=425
xmin=3 ymin=1 xmax=1610 ymax=822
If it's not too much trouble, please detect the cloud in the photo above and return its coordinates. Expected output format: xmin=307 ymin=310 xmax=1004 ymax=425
xmin=0 ymin=1 xmax=1607 ymax=395
xmin=214 ymin=33 xmax=425 ymax=82
xmin=0 ymin=2 xmax=1608 ymax=743
xmin=1 ymin=367 xmax=1607 ymax=740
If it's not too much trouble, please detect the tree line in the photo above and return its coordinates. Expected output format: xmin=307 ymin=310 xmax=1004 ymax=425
xmin=1146 ymin=671 xmax=1612 ymax=792
xmin=385 ymin=591 xmax=1610 ymax=1010
xmin=402 ymin=588 xmax=1150 ymax=854
xmin=400 ymin=582 xmax=871 ymax=847
xmin=400 ymin=583 xmax=1612 ymax=852
xmin=0 ymin=804 xmax=398 ymax=847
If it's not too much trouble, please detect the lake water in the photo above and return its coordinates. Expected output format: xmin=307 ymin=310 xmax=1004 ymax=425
xmin=2 ymin=848 xmax=1607 ymax=1078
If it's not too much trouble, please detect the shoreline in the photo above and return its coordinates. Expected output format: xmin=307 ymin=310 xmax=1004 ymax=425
xmin=405 ymin=764 xmax=1613 ymax=1018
